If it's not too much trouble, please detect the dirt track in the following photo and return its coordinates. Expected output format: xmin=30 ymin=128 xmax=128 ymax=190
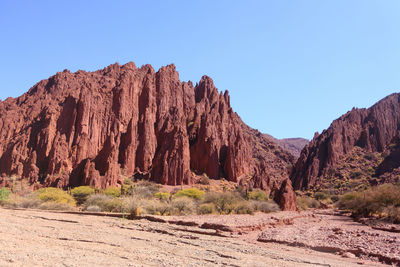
xmin=0 ymin=208 xmax=388 ymax=267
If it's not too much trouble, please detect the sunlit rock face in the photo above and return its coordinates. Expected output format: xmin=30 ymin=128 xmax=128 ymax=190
xmin=0 ymin=62 xmax=297 ymax=210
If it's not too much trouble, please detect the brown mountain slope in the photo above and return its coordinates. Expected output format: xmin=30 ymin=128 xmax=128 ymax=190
xmin=264 ymin=134 xmax=309 ymax=158
xmin=291 ymin=93 xmax=400 ymax=192
xmin=0 ymin=62 xmax=295 ymax=207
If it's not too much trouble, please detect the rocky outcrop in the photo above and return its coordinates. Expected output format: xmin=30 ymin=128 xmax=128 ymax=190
xmin=274 ymin=179 xmax=298 ymax=211
xmin=0 ymin=62 xmax=296 ymax=209
xmin=291 ymin=93 xmax=400 ymax=190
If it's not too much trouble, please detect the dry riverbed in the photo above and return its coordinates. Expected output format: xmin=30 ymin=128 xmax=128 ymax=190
xmin=0 ymin=208 xmax=396 ymax=266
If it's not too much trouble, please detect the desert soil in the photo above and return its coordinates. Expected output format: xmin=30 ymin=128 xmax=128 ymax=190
xmin=0 ymin=208 xmax=396 ymax=267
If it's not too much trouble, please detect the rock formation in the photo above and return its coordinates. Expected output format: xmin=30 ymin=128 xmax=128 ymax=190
xmin=291 ymin=93 xmax=400 ymax=191
xmin=0 ymin=62 xmax=297 ymax=210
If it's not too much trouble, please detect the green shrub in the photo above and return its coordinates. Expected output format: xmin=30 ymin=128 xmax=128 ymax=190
xmin=297 ymin=196 xmax=320 ymax=211
xmin=247 ymin=189 xmax=268 ymax=201
xmin=104 ymin=187 xmax=121 ymax=198
xmin=203 ymin=192 xmax=240 ymax=214
xmin=234 ymin=201 xmax=254 ymax=214
xmin=154 ymin=192 xmax=170 ymax=201
xmin=104 ymin=198 xmax=125 ymax=212
xmin=0 ymin=188 xmax=11 ymax=201
xmin=37 ymin=188 xmax=76 ymax=206
xmin=171 ymin=197 xmax=195 ymax=215
xmin=71 ymin=186 xmax=95 ymax=205
xmin=252 ymin=200 xmax=280 ymax=213
xmin=197 ymin=203 xmax=215 ymax=214
xmin=337 ymin=184 xmax=400 ymax=219
xmin=174 ymin=188 xmax=205 ymax=200
xmin=314 ymin=191 xmax=330 ymax=201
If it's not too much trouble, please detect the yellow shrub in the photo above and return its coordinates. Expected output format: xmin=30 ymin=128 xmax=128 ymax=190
xmin=36 ymin=188 xmax=76 ymax=206
xmin=71 ymin=186 xmax=95 ymax=205
xmin=104 ymin=187 xmax=121 ymax=198
xmin=154 ymin=192 xmax=170 ymax=201
xmin=174 ymin=188 xmax=205 ymax=200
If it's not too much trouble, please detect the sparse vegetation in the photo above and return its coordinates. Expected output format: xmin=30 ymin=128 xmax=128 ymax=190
xmin=173 ymin=188 xmax=205 ymax=200
xmin=37 ymin=187 xmax=76 ymax=206
xmin=0 ymin=188 xmax=11 ymax=201
xmin=202 ymin=191 xmax=240 ymax=214
xmin=71 ymin=186 xmax=95 ymax=205
xmin=337 ymin=183 xmax=400 ymax=223
xmin=104 ymin=186 xmax=121 ymax=198
xmin=297 ymin=196 xmax=321 ymax=211
xmin=171 ymin=197 xmax=195 ymax=215
xmin=154 ymin=192 xmax=170 ymax=201
xmin=197 ymin=203 xmax=215 ymax=214
xmin=0 ymin=179 xmax=282 ymax=216
xmin=247 ymin=189 xmax=268 ymax=201
xmin=252 ymin=200 xmax=280 ymax=213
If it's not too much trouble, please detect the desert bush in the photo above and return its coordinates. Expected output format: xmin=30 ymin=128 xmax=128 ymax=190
xmin=234 ymin=201 xmax=254 ymax=214
xmin=38 ymin=202 xmax=75 ymax=211
xmin=36 ymin=188 xmax=76 ymax=206
xmin=2 ymin=194 xmax=41 ymax=209
xmin=84 ymin=194 xmax=113 ymax=211
xmin=387 ymin=206 xmax=400 ymax=224
xmin=331 ymin=195 xmax=339 ymax=202
xmin=203 ymin=192 xmax=241 ymax=214
xmin=122 ymin=197 xmax=141 ymax=216
xmin=297 ymin=196 xmax=320 ymax=211
xmin=154 ymin=192 xmax=170 ymax=201
xmin=197 ymin=203 xmax=215 ymax=214
xmin=136 ymin=181 xmax=161 ymax=194
xmin=104 ymin=198 xmax=125 ymax=212
xmin=337 ymin=184 xmax=400 ymax=219
xmin=252 ymin=200 xmax=280 ymax=213
xmin=104 ymin=187 xmax=121 ymax=198
xmin=171 ymin=197 xmax=195 ymax=215
xmin=173 ymin=188 xmax=205 ymax=200
xmin=0 ymin=188 xmax=11 ymax=201
xmin=314 ymin=191 xmax=330 ymax=201
xmin=132 ymin=186 xmax=153 ymax=199
xmin=247 ymin=189 xmax=268 ymax=201
xmin=71 ymin=186 xmax=95 ymax=205
xmin=86 ymin=205 xmax=102 ymax=212
xmin=142 ymin=199 xmax=171 ymax=215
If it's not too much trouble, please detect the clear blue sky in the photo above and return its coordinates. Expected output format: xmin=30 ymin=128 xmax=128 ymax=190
xmin=1 ymin=1 xmax=399 ymax=139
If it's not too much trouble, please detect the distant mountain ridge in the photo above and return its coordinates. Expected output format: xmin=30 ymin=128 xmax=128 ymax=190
xmin=264 ymin=134 xmax=309 ymax=159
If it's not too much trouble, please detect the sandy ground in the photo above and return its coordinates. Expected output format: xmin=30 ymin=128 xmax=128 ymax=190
xmin=0 ymin=208 xmax=391 ymax=267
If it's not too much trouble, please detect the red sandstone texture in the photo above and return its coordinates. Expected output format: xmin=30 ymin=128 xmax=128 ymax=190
xmin=291 ymin=93 xmax=400 ymax=190
xmin=0 ymin=62 xmax=296 ymax=209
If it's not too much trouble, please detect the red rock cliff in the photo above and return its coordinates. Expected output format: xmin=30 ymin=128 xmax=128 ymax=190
xmin=291 ymin=93 xmax=400 ymax=190
xmin=0 ymin=62 xmax=295 ymax=208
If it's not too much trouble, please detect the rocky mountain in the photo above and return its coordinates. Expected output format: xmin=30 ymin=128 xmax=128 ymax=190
xmin=291 ymin=93 xmax=400 ymax=192
xmin=264 ymin=134 xmax=309 ymax=158
xmin=0 ymin=62 xmax=296 ymax=209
